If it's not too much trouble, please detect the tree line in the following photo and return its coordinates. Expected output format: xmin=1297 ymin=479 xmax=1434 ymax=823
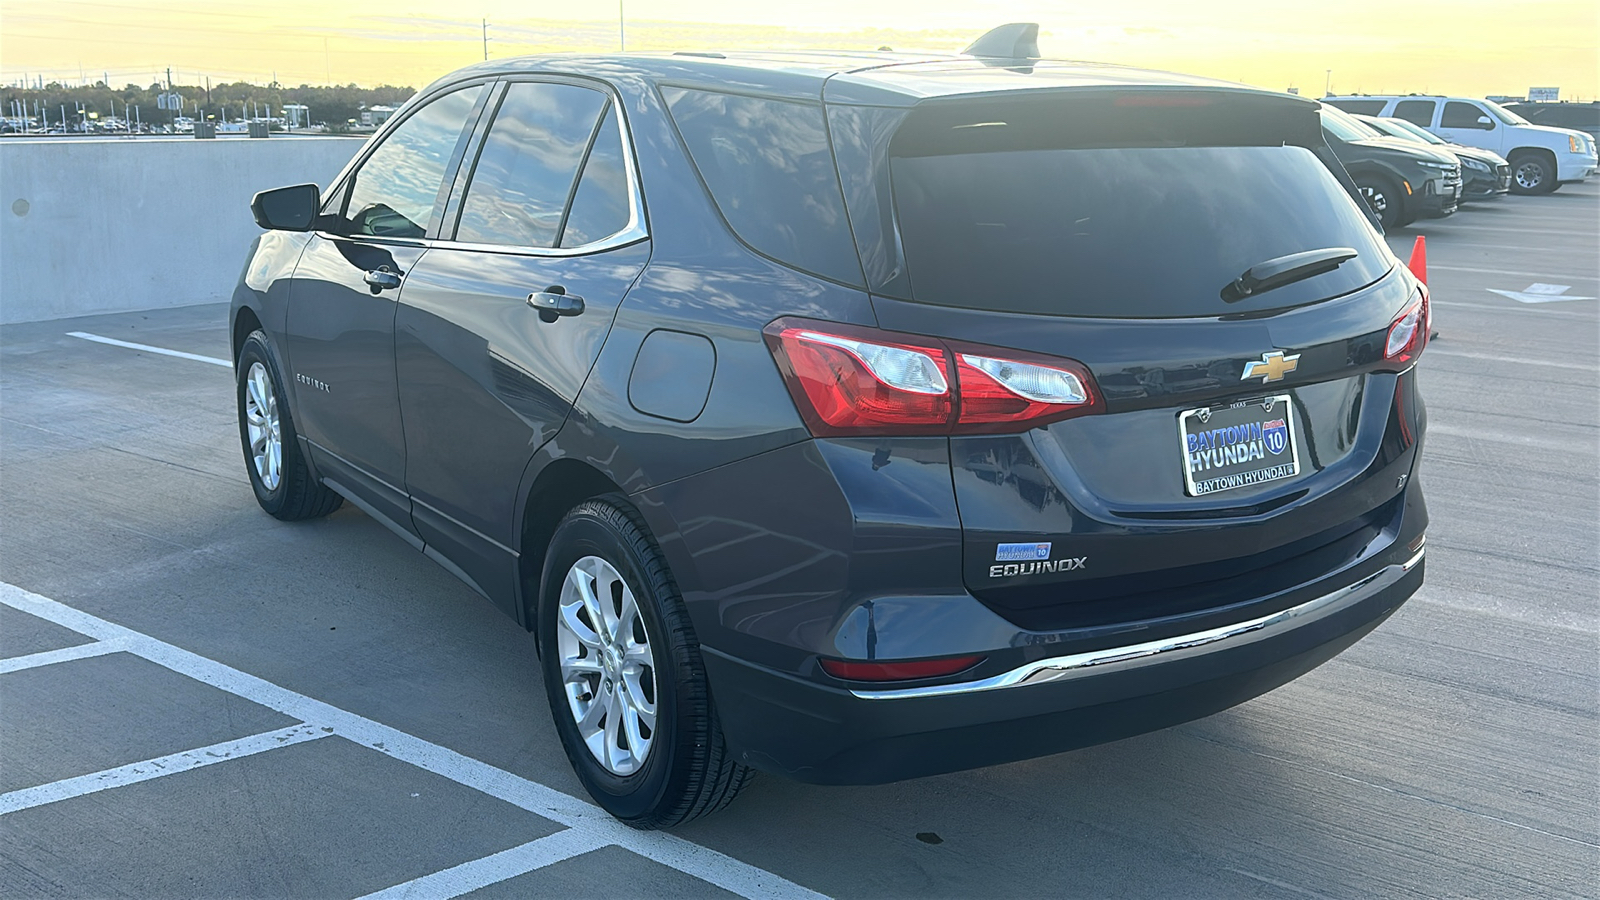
xmin=2 ymin=81 xmax=417 ymax=131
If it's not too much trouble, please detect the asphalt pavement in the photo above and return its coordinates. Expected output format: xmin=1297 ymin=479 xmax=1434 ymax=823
xmin=1 ymin=183 xmax=1596 ymax=898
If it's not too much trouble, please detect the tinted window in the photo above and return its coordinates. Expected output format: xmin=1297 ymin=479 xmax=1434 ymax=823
xmin=561 ymin=105 xmax=632 ymax=247
xmin=1321 ymin=107 xmax=1378 ymax=142
xmin=342 ymin=86 xmax=483 ymax=238
xmin=1393 ymin=100 xmax=1436 ymax=126
xmin=1442 ymin=101 xmax=1491 ymax=129
xmin=1327 ymin=99 xmax=1386 ymax=115
xmin=455 ymin=82 xmax=608 ymax=248
xmin=891 ymin=145 xmax=1389 ymax=318
xmin=663 ymin=87 xmax=862 ymax=286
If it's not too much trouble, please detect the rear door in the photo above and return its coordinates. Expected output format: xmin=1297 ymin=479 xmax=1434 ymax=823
xmin=1390 ymin=98 xmax=1438 ymax=129
xmin=845 ymin=90 xmax=1421 ymax=629
xmin=393 ymin=79 xmax=648 ymax=608
xmin=285 ymin=83 xmax=487 ymax=532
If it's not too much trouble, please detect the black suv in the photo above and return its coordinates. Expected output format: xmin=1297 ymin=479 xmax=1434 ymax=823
xmin=1354 ymin=113 xmax=1511 ymax=202
xmin=1321 ymin=106 xmax=1461 ymax=227
xmin=1507 ymin=101 xmax=1600 ymax=141
xmin=234 ymin=29 xmax=1429 ymax=828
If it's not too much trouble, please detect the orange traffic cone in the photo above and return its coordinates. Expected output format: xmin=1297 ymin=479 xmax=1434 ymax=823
xmin=1406 ymin=235 xmax=1427 ymax=285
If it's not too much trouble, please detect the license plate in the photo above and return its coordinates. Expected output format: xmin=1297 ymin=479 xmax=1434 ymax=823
xmin=1179 ymin=394 xmax=1301 ymax=496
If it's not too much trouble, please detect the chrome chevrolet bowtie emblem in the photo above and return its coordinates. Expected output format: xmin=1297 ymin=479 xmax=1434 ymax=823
xmin=1242 ymin=350 xmax=1300 ymax=384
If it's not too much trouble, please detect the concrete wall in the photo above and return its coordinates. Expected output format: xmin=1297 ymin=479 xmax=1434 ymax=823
xmin=0 ymin=136 xmax=364 ymax=325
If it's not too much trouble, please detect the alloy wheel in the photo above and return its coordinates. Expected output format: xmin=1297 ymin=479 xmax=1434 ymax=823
xmin=556 ymin=555 xmax=658 ymax=776
xmin=243 ymin=362 xmax=282 ymax=491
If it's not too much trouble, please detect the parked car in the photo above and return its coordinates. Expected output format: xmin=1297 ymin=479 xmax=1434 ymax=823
xmin=234 ymin=26 xmax=1430 ymax=827
xmin=1354 ymin=113 xmax=1510 ymax=201
xmin=1324 ymin=94 xmax=1598 ymax=194
xmin=1320 ymin=106 xmax=1461 ymax=227
xmin=1506 ymin=101 xmax=1600 ymax=142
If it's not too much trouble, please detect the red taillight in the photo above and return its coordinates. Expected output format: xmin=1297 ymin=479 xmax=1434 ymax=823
xmin=1384 ymin=285 xmax=1429 ymax=365
xmin=764 ymin=318 xmax=1103 ymax=437
xmin=819 ymin=654 xmax=985 ymax=682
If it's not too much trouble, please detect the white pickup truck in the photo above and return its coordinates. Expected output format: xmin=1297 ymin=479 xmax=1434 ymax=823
xmin=1324 ymin=95 xmax=1598 ymax=194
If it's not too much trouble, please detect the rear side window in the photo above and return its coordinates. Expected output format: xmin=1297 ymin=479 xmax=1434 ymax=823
xmin=561 ymin=105 xmax=632 ymax=247
xmin=1441 ymin=101 xmax=1490 ymax=129
xmin=1393 ymin=100 xmax=1436 ymax=126
xmin=455 ymin=82 xmax=608 ymax=248
xmin=662 ymin=87 xmax=862 ymax=286
xmin=887 ymin=97 xmax=1390 ymax=319
xmin=1327 ymin=99 xmax=1385 ymax=115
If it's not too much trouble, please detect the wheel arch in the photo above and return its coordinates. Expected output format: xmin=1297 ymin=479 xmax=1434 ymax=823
xmin=232 ymin=305 xmax=264 ymax=366
xmin=516 ymin=457 xmax=631 ymax=633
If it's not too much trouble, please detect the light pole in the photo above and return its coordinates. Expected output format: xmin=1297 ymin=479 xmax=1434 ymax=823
xmin=1325 ymin=69 xmax=1332 ymax=97
xmin=620 ymin=1 xmax=626 ymax=51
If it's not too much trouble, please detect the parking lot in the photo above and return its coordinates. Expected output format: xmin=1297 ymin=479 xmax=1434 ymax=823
xmin=2 ymin=182 xmax=1596 ymax=897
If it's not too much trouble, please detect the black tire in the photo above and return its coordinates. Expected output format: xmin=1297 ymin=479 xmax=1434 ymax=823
xmin=537 ymin=496 xmax=751 ymax=829
xmin=235 ymin=330 xmax=343 ymax=521
xmin=1508 ymin=150 xmax=1558 ymax=195
xmin=1355 ymin=174 xmax=1405 ymax=229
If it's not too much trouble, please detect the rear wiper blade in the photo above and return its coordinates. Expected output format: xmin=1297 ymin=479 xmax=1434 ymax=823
xmin=1223 ymin=247 xmax=1358 ymax=302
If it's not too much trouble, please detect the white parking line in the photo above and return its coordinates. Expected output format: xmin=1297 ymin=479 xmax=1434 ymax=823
xmin=1425 ymin=348 xmax=1600 ymax=372
xmin=0 ymin=637 xmax=134 ymax=674
xmin=66 ymin=332 xmax=231 ymax=368
xmin=358 ymin=829 xmax=601 ymax=900
xmin=0 ymin=582 xmax=826 ymax=900
xmin=0 ymin=724 xmax=329 ymax=816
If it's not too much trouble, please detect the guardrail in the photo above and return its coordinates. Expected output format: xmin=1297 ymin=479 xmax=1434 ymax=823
xmin=1 ymin=136 xmax=363 ymax=325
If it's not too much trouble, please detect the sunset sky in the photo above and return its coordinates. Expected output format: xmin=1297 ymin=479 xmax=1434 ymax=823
xmin=2 ymin=0 xmax=1595 ymax=100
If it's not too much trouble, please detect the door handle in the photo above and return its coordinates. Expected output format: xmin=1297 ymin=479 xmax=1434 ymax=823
xmin=363 ymin=267 xmax=402 ymax=293
xmin=527 ymin=286 xmax=585 ymax=322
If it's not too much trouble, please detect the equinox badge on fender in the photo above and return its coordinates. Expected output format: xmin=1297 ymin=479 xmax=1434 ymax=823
xmin=1242 ymin=350 xmax=1300 ymax=384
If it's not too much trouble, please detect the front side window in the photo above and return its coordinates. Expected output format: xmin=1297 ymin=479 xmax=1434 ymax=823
xmin=340 ymin=85 xmax=484 ymax=238
xmin=1392 ymin=100 xmax=1436 ymax=127
xmin=454 ymin=82 xmax=608 ymax=248
xmin=1442 ymin=101 xmax=1492 ymax=129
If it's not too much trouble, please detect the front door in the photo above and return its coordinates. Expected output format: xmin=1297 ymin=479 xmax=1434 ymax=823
xmin=285 ymin=83 xmax=487 ymax=531
xmin=395 ymin=81 xmax=648 ymax=608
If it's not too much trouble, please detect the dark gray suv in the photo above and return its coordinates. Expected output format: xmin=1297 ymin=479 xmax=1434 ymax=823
xmin=234 ymin=30 xmax=1430 ymax=827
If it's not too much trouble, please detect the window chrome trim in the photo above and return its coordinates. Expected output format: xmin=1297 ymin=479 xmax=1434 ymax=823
xmin=851 ymin=546 xmax=1424 ymax=701
xmin=434 ymin=75 xmax=649 ymax=258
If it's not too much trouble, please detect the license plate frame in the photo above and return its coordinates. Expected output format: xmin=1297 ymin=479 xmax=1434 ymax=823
xmin=1178 ymin=394 xmax=1302 ymax=497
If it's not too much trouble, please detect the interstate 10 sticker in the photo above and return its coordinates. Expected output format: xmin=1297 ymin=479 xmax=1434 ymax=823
xmin=996 ymin=542 xmax=1052 ymax=561
xmin=1178 ymin=394 xmax=1301 ymax=496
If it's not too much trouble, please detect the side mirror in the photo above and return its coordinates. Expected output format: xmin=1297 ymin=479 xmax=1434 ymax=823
xmin=250 ymin=183 xmax=320 ymax=231
xmin=1475 ymin=115 xmax=1494 ymax=129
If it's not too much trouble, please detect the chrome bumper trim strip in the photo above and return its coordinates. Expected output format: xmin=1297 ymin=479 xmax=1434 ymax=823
xmin=852 ymin=548 xmax=1424 ymax=701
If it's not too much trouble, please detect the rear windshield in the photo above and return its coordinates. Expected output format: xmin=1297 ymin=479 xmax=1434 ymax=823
xmin=889 ymin=98 xmax=1390 ymax=318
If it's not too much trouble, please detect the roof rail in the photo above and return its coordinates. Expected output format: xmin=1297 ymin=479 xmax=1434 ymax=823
xmin=963 ymin=23 xmax=1040 ymax=60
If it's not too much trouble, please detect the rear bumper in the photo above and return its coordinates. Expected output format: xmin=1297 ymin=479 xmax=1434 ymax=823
xmin=707 ymin=546 xmax=1423 ymax=784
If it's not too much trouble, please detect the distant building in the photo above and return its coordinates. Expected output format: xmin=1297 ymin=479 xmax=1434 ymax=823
xmin=359 ymin=105 xmax=397 ymax=127
xmin=283 ymin=104 xmax=310 ymax=129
